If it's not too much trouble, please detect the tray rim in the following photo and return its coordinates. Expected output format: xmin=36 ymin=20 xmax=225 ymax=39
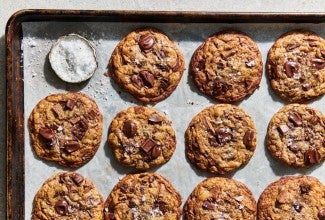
xmin=6 ymin=9 xmax=325 ymax=220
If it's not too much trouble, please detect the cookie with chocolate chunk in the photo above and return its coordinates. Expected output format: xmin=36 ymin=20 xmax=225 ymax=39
xmin=185 ymin=104 xmax=257 ymax=174
xmin=109 ymin=28 xmax=185 ymax=103
xmin=267 ymin=30 xmax=325 ymax=103
xmin=103 ymin=172 xmax=182 ymax=220
xmin=32 ymin=172 xmax=103 ymax=220
xmin=257 ymin=175 xmax=325 ymax=220
xmin=183 ymin=177 xmax=256 ymax=219
xmin=190 ymin=31 xmax=263 ymax=103
xmin=267 ymin=104 xmax=325 ymax=167
xmin=108 ymin=106 xmax=176 ymax=170
xmin=28 ymin=92 xmax=103 ymax=168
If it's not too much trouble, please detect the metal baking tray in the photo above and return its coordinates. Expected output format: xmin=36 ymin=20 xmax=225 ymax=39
xmin=6 ymin=10 xmax=325 ymax=219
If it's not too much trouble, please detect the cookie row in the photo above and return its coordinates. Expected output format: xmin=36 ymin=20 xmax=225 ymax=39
xmin=49 ymin=29 xmax=325 ymax=104
xmin=31 ymin=172 xmax=325 ymax=219
xmin=28 ymin=93 xmax=325 ymax=172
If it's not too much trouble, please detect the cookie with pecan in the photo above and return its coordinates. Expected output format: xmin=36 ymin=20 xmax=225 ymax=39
xmin=267 ymin=104 xmax=325 ymax=167
xmin=103 ymin=173 xmax=182 ymax=220
xmin=28 ymin=92 xmax=103 ymax=168
xmin=108 ymin=106 xmax=176 ymax=170
xmin=190 ymin=31 xmax=263 ymax=103
xmin=267 ymin=30 xmax=325 ymax=103
xmin=257 ymin=175 xmax=325 ymax=220
xmin=32 ymin=172 xmax=103 ymax=220
xmin=185 ymin=104 xmax=257 ymax=174
xmin=183 ymin=177 xmax=256 ymax=219
xmin=109 ymin=28 xmax=185 ymax=103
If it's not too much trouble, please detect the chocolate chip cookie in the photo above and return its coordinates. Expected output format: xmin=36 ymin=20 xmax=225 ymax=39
xmin=28 ymin=92 xmax=103 ymax=168
xmin=183 ymin=177 xmax=256 ymax=219
xmin=108 ymin=105 xmax=176 ymax=170
xmin=103 ymin=172 xmax=182 ymax=219
xmin=267 ymin=30 xmax=325 ymax=103
xmin=190 ymin=31 xmax=263 ymax=103
xmin=32 ymin=172 xmax=103 ymax=220
xmin=257 ymin=175 xmax=325 ymax=220
xmin=109 ymin=28 xmax=185 ymax=103
xmin=267 ymin=104 xmax=325 ymax=168
xmin=185 ymin=104 xmax=257 ymax=174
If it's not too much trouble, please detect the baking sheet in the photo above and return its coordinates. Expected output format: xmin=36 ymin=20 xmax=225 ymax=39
xmin=22 ymin=21 xmax=325 ymax=219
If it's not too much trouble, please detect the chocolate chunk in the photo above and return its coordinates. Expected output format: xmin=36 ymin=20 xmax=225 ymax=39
xmin=104 ymin=211 xmax=115 ymax=220
xmin=139 ymin=70 xmax=155 ymax=88
xmin=245 ymin=60 xmax=255 ymax=68
xmin=39 ymin=127 xmax=54 ymax=140
xmin=52 ymin=103 xmax=64 ymax=118
xmin=302 ymin=83 xmax=312 ymax=91
xmin=288 ymin=112 xmax=302 ymax=127
xmin=154 ymin=200 xmax=168 ymax=213
xmin=154 ymin=50 xmax=166 ymax=60
xmin=202 ymin=201 xmax=214 ymax=210
xmin=309 ymin=115 xmax=319 ymax=125
xmin=269 ymin=62 xmax=279 ymax=80
xmin=151 ymin=146 xmax=162 ymax=159
xmin=197 ymin=59 xmax=206 ymax=70
xmin=214 ymin=81 xmax=229 ymax=95
xmin=66 ymin=99 xmax=75 ymax=110
xmin=131 ymin=74 xmax=144 ymax=89
xmin=319 ymin=208 xmax=325 ymax=219
xmin=300 ymin=184 xmax=311 ymax=194
xmin=59 ymin=173 xmax=67 ymax=183
xmin=54 ymin=199 xmax=68 ymax=215
xmin=140 ymin=138 xmax=157 ymax=153
xmin=311 ymin=58 xmax=325 ymax=70
xmin=304 ymin=149 xmax=321 ymax=165
xmin=149 ymin=175 xmax=155 ymax=183
xmin=287 ymin=44 xmax=299 ymax=50
xmin=139 ymin=34 xmax=155 ymax=51
xmin=70 ymin=173 xmax=84 ymax=186
xmin=284 ymin=61 xmax=299 ymax=78
xmin=122 ymin=121 xmax=137 ymax=138
xmin=63 ymin=140 xmax=80 ymax=153
xmin=87 ymin=109 xmax=97 ymax=120
xmin=148 ymin=114 xmax=162 ymax=124
xmin=160 ymin=78 xmax=170 ymax=90
xmin=243 ymin=130 xmax=255 ymax=151
xmin=305 ymin=38 xmax=318 ymax=47
xmin=215 ymin=127 xmax=231 ymax=145
xmin=72 ymin=118 xmax=88 ymax=140
xmin=172 ymin=58 xmax=181 ymax=72
xmin=288 ymin=141 xmax=300 ymax=153
xmin=321 ymin=50 xmax=325 ymax=58
xmin=277 ymin=125 xmax=290 ymax=135
xmin=206 ymin=119 xmax=215 ymax=134
xmin=293 ymin=202 xmax=302 ymax=212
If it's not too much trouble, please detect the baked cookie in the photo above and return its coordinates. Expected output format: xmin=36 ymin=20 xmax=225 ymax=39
xmin=183 ymin=177 xmax=256 ymax=219
xmin=267 ymin=30 xmax=325 ymax=103
xmin=257 ymin=175 xmax=325 ymax=220
xmin=28 ymin=92 xmax=103 ymax=168
xmin=267 ymin=104 xmax=325 ymax=168
xmin=109 ymin=28 xmax=185 ymax=103
xmin=190 ymin=31 xmax=263 ymax=103
xmin=185 ymin=104 xmax=257 ymax=174
xmin=32 ymin=172 xmax=103 ymax=220
xmin=108 ymin=105 xmax=176 ymax=170
xmin=103 ymin=172 xmax=182 ymax=219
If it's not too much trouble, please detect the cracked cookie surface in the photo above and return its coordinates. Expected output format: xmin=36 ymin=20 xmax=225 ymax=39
xmin=190 ymin=31 xmax=263 ymax=103
xmin=109 ymin=28 xmax=185 ymax=103
xmin=103 ymin=172 xmax=182 ymax=220
xmin=183 ymin=177 xmax=256 ymax=220
xmin=28 ymin=92 xmax=103 ymax=168
xmin=32 ymin=172 xmax=103 ymax=220
xmin=185 ymin=104 xmax=256 ymax=174
xmin=267 ymin=30 xmax=325 ymax=103
xmin=257 ymin=175 xmax=325 ymax=220
xmin=267 ymin=104 xmax=325 ymax=168
xmin=108 ymin=106 xmax=176 ymax=170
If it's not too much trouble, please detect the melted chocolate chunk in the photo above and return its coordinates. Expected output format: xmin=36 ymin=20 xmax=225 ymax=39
xmin=140 ymin=138 xmax=157 ymax=153
xmin=287 ymin=44 xmax=299 ymax=50
xmin=139 ymin=34 xmax=155 ymax=51
xmin=151 ymin=146 xmax=162 ymax=159
xmin=148 ymin=114 xmax=162 ymax=124
xmin=63 ymin=140 xmax=80 ymax=153
xmin=321 ymin=50 xmax=325 ymax=58
xmin=302 ymin=83 xmax=312 ymax=91
xmin=318 ymin=208 xmax=325 ymax=219
xmin=288 ymin=141 xmax=300 ymax=153
xmin=122 ymin=121 xmax=137 ymax=138
xmin=288 ymin=112 xmax=302 ymax=127
xmin=300 ymin=184 xmax=311 ymax=194
xmin=269 ymin=62 xmax=279 ymax=80
xmin=277 ymin=125 xmax=290 ymax=136
xmin=243 ymin=130 xmax=255 ymax=151
xmin=160 ymin=78 xmax=170 ymax=90
xmin=39 ymin=127 xmax=54 ymax=140
xmin=311 ymin=58 xmax=325 ymax=70
xmin=139 ymin=70 xmax=155 ymax=88
xmin=213 ymin=81 xmax=229 ymax=95
xmin=66 ymin=99 xmax=76 ymax=110
xmin=202 ymin=201 xmax=214 ymax=210
xmin=304 ymin=149 xmax=321 ymax=165
xmin=70 ymin=173 xmax=84 ymax=186
xmin=52 ymin=103 xmax=64 ymax=117
xmin=154 ymin=200 xmax=168 ymax=213
xmin=309 ymin=115 xmax=319 ymax=125
xmin=214 ymin=127 xmax=231 ymax=145
xmin=197 ymin=59 xmax=206 ymax=71
xmin=72 ymin=118 xmax=88 ymax=140
xmin=54 ymin=199 xmax=68 ymax=215
xmin=131 ymin=74 xmax=144 ymax=89
xmin=284 ymin=61 xmax=299 ymax=78
xmin=292 ymin=202 xmax=302 ymax=212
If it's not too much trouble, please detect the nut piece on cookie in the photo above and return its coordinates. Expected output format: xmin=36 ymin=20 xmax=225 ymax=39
xmin=49 ymin=34 xmax=98 ymax=83
xmin=109 ymin=28 xmax=185 ymax=103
